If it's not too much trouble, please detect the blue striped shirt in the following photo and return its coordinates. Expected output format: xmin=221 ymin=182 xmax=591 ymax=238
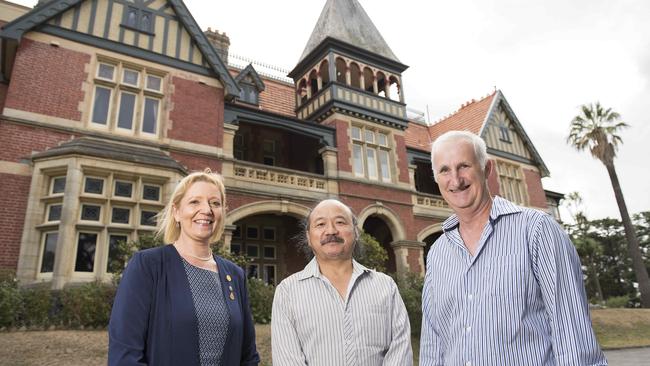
xmin=420 ymin=196 xmax=607 ymax=365
xmin=272 ymin=258 xmax=413 ymax=365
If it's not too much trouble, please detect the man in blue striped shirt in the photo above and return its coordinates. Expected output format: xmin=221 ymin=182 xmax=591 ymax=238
xmin=272 ymin=199 xmax=413 ymax=365
xmin=420 ymin=131 xmax=607 ymax=365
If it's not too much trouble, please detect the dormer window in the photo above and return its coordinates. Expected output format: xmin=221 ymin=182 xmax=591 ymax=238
xmin=235 ymin=64 xmax=265 ymax=106
xmin=122 ymin=6 xmax=154 ymax=34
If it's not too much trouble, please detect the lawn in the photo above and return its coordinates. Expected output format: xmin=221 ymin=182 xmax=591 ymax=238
xmin=0 ymin=308 xmax=648 ymax=365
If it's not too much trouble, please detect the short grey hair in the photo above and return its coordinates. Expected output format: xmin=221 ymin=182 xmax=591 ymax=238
xmin=430 ymin=130 xmax=488 ymax=181
xmin=294 ymin=199 xmax=364 ymax=260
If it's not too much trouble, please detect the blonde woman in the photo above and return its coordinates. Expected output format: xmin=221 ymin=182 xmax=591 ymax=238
xmin=109 ymin=169 xmax=259 ymax=366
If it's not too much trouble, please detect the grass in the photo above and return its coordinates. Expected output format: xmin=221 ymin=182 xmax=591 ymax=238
xmin=591 ymin=308 xmax=650 ymax=349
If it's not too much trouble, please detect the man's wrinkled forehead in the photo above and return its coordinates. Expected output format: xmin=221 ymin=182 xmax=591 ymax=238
xmin=309 ymin=199 xmax=353 ymax=224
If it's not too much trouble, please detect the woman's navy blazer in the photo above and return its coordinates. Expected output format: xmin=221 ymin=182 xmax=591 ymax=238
xmin=108 ymin=244 xmax=260 ymax=365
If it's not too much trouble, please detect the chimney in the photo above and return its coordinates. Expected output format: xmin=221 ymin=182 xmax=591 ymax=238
xmin=204 ymin=28 xmax=230 ymax=65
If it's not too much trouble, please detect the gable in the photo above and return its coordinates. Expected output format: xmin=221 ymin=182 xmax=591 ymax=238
xmin=48 ymin=0 xmax=205 ymax=66
xmin=483 ymin=104 xmax=533 ymax=160
xmin=1 ymin=0 xmax=239 ymax=98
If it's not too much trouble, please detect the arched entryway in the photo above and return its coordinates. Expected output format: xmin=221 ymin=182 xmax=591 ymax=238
xmin=362 ymin=215 xmax=395 ymax=272
xmin=418 ymin=224 xmax=443 ymax=269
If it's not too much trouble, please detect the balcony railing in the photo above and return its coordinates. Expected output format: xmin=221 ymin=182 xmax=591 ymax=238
xmin=413 ymin=193 xmax=453 ymax=218
xmin=233 ymin=162 xmax=327 ymax=192
xmin=415 ymin=194 xmax=449 ymax=209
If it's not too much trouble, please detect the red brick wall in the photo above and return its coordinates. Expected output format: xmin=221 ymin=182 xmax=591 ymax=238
xmin=323 ymin=119 xmax=352 ymax=173
xmin=0 ymin=121 xmax=74 ymax=162
xmin=169 ymin=151 xmax=221 ymax=173
xmin=4 ymin=39 xmax=88 ymax=121
xmin=487 ymin=159 xmax=500 ymax=197
xmin=523 ymin=168 xmax=547 ymax=208
xmin=0 ymin=173 xmax=30 ymax=270
xmin=168 ymin=77 xmax=223 ymax=147
xmin=394 ymin=134 xmax=410 ymax=183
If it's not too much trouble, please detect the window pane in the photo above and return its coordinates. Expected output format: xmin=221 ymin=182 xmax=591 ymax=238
xmin=246 ymin=226 xmax=259 ymax=239
xmin=366 ymin=147 xmax=378 ymax=180
xmin=232 ymin=225 xmax=241 ymax=239
xmin=146 ymin=75 xmax=162 ymax=91
xmin=111 ymin=207 xmax=130 ymax=224
xmin=142 ymin=98 xmax=159 ymax=134
xmin=264 ymin=265 xmax=276 ymax=284
xmin=114 ymin=181 xmax=133 ymax=198
xmin=141 ymin=12 xmax=151 ymax=32
xmin=40 ymin=232 xmax=58 ymax=273
xmin=107 ymin=235 xmax=128 ymax=273
xmin=247 ymin=264 xmax=259 ymax=279
xmin=81 ymin=205 xmax=101 ymax=221
xmin=117 ymin=92 xmax=136 ymax=130
xmin=48 ymin=204 xmax=62 ymax=222
xmin=379 ymin=150 xmax=391 ymax=182
xmin=263 ymin=246 xmax=275 ymax=259
xmin=98 ymin=63 xmax=115 ymax=80
xmin=84 ymin=177 xmax=104 ymax=194
xmin=123 ymin=69 xmax=139 ymax=86
xmin=140 ymin=210 xmax=157 ymax=226
xmin=230 ymin=243 xmax=241 ymax=255
xmin=75 ymin=233 xmax=97 ymax=272
xmin=353 ymin=144 xmax=364 ymax=176
xmin=351 ymin=126 xmax=361 ymax=140
xmin=126 ymin=7 xmax=137 ymax=27
xmin=378 ymin=133 xmax=388 ymax=146
xmin=52 ymin=177 xmax=66 ymax=194
xmin=263 ymin=227 xmax=275 ymax=241
xmin=246 ymin=244 xmax=259 ymax=258
xmin=364 ymin=130 xmax=375 ymax=143
xmin=142 ymin=185 xmax=160 ymax=201
xmin=92 ymin=87 xmax=111 ymax=125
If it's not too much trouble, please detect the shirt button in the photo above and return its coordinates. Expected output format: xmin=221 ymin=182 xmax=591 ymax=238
xmin=465 ymin=362 xmax=472 ymax=366
xmin=466 ymin=326 xmax=472 ymax=333
xmin=468 ymin=294 xmax=473 ymax=300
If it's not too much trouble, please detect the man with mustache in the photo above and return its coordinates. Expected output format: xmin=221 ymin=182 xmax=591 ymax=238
xmin=271 ymin=199 xmax=413 ymax=365
xmin=420 ymin=131 xmax=606 ymax=365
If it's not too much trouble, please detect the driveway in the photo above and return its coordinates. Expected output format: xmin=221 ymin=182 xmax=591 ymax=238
xmin=605 ymin=347 xmax=650 ymax=366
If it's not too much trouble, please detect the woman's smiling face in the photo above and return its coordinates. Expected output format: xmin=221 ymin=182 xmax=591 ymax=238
xmin=173 ymin=181 xmax=223 ymax=244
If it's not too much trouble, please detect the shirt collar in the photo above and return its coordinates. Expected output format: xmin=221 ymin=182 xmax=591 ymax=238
xmin=442 ymin=195 xmax=522 ymax=232
xmin=298 ymin=257 xmax=371 ymax=281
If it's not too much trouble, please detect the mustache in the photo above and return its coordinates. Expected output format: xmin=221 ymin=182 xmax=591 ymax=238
xmin=320 ymin=234 xmax=345 ymax=245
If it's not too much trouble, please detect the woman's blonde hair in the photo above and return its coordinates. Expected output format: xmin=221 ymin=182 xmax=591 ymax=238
xmin=156 ymin=169 xmax=226 ymax=244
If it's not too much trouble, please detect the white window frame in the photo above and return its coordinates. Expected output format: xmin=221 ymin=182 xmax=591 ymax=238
xmin=45 ymin=203 xmax=63 ymax=223
xmin=80 ymin=203 xmax=103 ymax=222
xmin=140 ymin=96 xmax=161 ymax=136
xmin=37 ymin=231 xmax=59 ymax=276
xmin=141 ymin=183 xmax=162 ymax=202
xmin=73 ymin=231 xmax=100 ymax=276
xmin=116 ymin=90 xmax=138 ymax=132
xmin=49 ymin=176 xmax=66 ymax=195
xmin=110 ymin=206 xmax=132 ymax=225
xmin=90 ymin=85 xmax=113 ymax=128
xmin=351 ymin=125 xmax=392 ymax=182
xmin=113 ymin=180 xmax=134 ymax=199
xmin=122 ymin=68 xmax=140 ymax=88
xmin=83 ymin=176 xmax=106 ymax=196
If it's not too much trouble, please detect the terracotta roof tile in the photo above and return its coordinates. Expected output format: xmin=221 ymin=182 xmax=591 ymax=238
xmin=428 ymin=92 xmax=496 ymax=142
xmin=404 ymin=122 xmax=432 ymax=151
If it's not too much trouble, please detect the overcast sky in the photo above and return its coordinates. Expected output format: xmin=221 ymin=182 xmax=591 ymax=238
xmin=13 ymin=0 xmax=650 ymax=221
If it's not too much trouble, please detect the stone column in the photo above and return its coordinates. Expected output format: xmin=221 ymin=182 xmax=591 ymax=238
xmin=16 ymin=162 xmax=46 ymax=283
xmin=52 ymin=160 xmax=83 ymax=289
xmin=221 ymin=123 xmax=239 ymax=179
xmin=408 ymin=164 xmax=417 ymax=191
xmin=319 ymin=146 xmax=339 ymax=195
xmin=390 ymin=240 xmax=426 ymax=276
xmin=222 ymin=224 xmax=236 ymax=252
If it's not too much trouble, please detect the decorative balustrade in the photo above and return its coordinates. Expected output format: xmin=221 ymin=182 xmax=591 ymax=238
xmin=415 ymin=194 xmax=449 ymax=209
xmin=233 ymin=163 xmax=327 ymax=192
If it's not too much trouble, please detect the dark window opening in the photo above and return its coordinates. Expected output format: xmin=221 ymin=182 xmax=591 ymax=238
xmin=122 ymin=6 xmax=154 ymax=34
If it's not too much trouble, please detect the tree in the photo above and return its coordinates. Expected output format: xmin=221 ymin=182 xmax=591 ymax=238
xmin=567 ymin=102 xmax=650 ymax=307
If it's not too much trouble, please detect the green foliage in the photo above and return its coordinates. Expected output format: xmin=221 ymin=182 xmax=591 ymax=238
xmin=605 ymin=295 xmax=632 ymax=308
xmin=247 ymin=278 xmax=274 ymax=324
xmin=57 ymin=282 xmax=116 ymax=328
xmin=0 ymin=273 xmax=20 ymax=328
xmin=19 ymin=284 xmax=51 ymax=327
xmin=213 ymin=245 xmax=250 ymax=268
xmin=394 ymin=273 xmax=424 ymax=336
xmin=357 ymin=231 xmax=389 ymax=273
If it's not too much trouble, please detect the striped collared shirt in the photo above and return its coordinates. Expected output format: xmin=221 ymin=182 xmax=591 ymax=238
xmin=272 ymin=258 xmax=413 ymax=366
xmin=420 ymin=196 xmax=607 ymax=365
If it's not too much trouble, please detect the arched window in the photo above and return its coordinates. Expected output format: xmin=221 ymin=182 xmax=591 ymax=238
xmin=388 ymin=76 xmax=400 ymax=101
xmin=309 ymin=70 xmax=318 ymax=96
xmin=319 ymin=60 xmax=330 ymax=85
xmin=363 ymin=67 xmax=374 ymax=93
xmin=376 ymin=72 xmax=386 ymax=97
xmin=335 ymin=58 xmax=347 ymax=84
xmin=349 ymin=63 xmax=361 ymax=89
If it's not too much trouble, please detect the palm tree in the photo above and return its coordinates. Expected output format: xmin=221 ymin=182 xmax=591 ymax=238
xmin=568 ymin=102 xmax=650 ymax=307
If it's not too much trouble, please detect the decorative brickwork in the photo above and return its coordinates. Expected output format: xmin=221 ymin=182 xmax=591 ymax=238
xmin=4 ymin=39 xmax=88 ymax=121
xmin=523 ymin=168 xmax=548 ymax=208
xmin=0 ymin=173 xmax=30 ymax=270
xmin=168 ymin=77 xmax=224 ymax=147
